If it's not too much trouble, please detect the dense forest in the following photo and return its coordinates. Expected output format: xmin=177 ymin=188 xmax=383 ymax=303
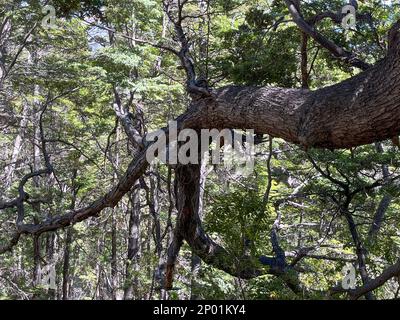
xmin=1 ymin=0 xmax=400 ymax=301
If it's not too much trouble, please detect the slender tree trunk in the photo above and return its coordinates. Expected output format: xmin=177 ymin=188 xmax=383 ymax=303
xmin=111 ymin=209 xmax=118 ymax=300
xmin=110 ymin=126 xmax=121 ymax=300
xmin=62 ymin=169 xmax=78 ymax=300
xmin=146 ymin=217 xmax=152 ymax=299
xmin=95 ymin=223 xmax=106 ymax=300
xmin=4 ymin=103 xmax=29 ymax=189
xmin=190 ymin=158 xmax=207 ymax=300
xmin=45 ymin=231 xmax=56 ymax=299
xmin=368 ymin=142 xmax=392 ymax=242
xmin=33 ymin=235 xmax=41 ymax=287
xmin=123 ymin=185 xmax=141 ymax=300
xmin=150 ymin=173 xmax=163 ymax=299
xmin=300 ymin=32 xmax=309 ymax=89
xmin=62 ymin=227 xmax=72 ymax=300
xmin=343 ymin=208 xmax=375 ymax=300
xmin=32 ymin=82 xmax=42 ymax=296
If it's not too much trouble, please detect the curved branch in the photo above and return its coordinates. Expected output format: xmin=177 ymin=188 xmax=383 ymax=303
xmin=167 ymin=162 xmax=302 ymax=293
xmin=349 ymin=259 xmax=400 ymax=300
xmin=331 ymin=258 xmax=400 ymax=300
xmin=284 ymin=0 xmax=371 ymax=70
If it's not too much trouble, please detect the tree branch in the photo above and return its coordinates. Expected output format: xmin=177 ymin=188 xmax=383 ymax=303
xmin=284 ymin=0 xmax=371 ymax=70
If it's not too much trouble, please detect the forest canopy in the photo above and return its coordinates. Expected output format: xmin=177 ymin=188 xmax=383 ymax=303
xmin=1 ymin=0 xmax=400 ymax=301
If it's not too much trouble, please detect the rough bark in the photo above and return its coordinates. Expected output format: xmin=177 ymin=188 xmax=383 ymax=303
xmin=188 ymin=52 xmax=400 ymax=150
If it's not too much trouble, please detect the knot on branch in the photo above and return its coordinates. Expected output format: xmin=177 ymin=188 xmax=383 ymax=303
xmin=187 ymin=77 xmax=213 ymax=100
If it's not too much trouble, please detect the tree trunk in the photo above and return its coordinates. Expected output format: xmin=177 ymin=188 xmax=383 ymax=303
xmin=164 ymin=134 xmax=300 ymax=292
xmin=300 ymin=32 xmax=309 ymax=89
xmin=62 ymin=227 xmax=72 ymax=300
xmin=190 ymin=158 xmax=207 ymax=300
xmin=368 ymin=143 xmax=392 ymax=242
xmin=123 ymin=186 xmax=141 ymax=300
xmin=33 ymin=235 xmax=41 ymax=287
xmin=343 ymin=209 xmax=375 ymax=300
xmin=111 ymin=209 xmax=117 ymax=300
xmin=4 ymin=103 xmax=29 ymax=189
